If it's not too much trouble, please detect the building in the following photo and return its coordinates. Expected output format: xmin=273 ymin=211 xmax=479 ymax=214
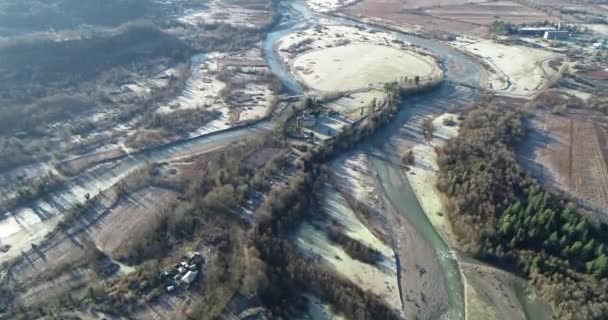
xmin=517 ymin=27 xmax=556 ymax=37
xmin=544 ymin=30 xmax=569 ymax=40
xmin=297 ymin=114 xmax=316 ymax=128
xmin=592 ymin=41 xmax=606 ymax=49
xmin=181 ymin=270 xmax=199 ymax=285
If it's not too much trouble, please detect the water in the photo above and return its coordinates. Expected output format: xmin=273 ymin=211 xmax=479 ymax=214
xmin=260 ymin=1 xmax=525 ymax=319
xmin=0 ymin=1 xmax=547 ymax=318
xmin=0 ymin=122 xmax=271 ymax=251
xmin=263 ymin=1 xmax=313 ymax=94
xmin=260 ymin=1 xmax=478 ymax=318
xmin=370 ymin=153 xmax=464 ymax=320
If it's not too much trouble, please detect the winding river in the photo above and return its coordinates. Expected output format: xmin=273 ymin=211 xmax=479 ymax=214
xmin=264 ymin=2 xmax=475 ymax=319
xmin=0 ymin=1 xmax=550 ymax=319
xmin=265 ymin=1 xmax=552 ymax=320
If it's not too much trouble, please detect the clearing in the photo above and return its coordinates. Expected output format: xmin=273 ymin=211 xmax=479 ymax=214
xmin=293 ymin=43 xmax=437 ymax=92
xmin=322 ymin=89 xmax=387 ymax=121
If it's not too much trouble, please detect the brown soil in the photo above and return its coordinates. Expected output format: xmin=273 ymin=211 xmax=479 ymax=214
xmin=356 ymin=0 xmax=488 ymax=11
xmin=423 ymin=1 xmax=557 ymax=26
xmin=344 ymin=2 xmax=488 ymax=37
xmin=577 ymin=69 xmax=608 ymax=81
xmin=343 ymin=0 xmax=558 ymax=37
xmin=93 ymin=186 xmax=179 ymax=259
xmin=536 ymin=113 xmax=608 ymax=211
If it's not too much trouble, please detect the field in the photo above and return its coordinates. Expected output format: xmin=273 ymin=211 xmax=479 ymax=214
xmin=521 ymin=111 xmax=608 ymax=216
xmin=3 ymin=186 xmax=176 ymax=307
xmin=92 ymin=187 xmax=179 ymax=259
xmin=323 ymin=90 xmax=387 ymax=120
xmin=344 ymin=1 xmax=486 ymax=36
xmin=293 ymin=43 xmax=437 ymax=92
xmin=577 ymin=69 xmax=608 ymax=81
xmin=424 ymin=1 xmax=557 ymax=26
xmin=343 ymin=0 xmax=558 ymax=37
xmin=451 ymin=38 xmax=560 ymax=96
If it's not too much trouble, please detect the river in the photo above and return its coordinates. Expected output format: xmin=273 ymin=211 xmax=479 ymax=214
xmin=0 ymin=122 xmax=271 ymax=263
xmin=265 ymin=1 xmax=551 ymax=320
xmin=0 ymin=1 xmax=547 ymax=318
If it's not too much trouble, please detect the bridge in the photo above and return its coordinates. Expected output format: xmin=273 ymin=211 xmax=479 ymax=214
xmin=444 ymin=79 xmax=490 ymax=92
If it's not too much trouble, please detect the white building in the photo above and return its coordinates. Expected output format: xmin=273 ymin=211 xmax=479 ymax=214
xmin=181 ymin=270 xmax=199 ymax=285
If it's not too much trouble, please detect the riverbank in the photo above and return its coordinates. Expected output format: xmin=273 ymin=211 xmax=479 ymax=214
xmin=402 ymin=111 xmax=554 ymax=320
xmin=0 ymin=122 xmax=271 ymax=266
xmin=406 ymin=113 xmax=460 ymax=243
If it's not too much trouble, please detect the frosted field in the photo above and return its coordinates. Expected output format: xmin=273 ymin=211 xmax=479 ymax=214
xmin=293 ymin=43 xmax=437 ymax=92
xmin=452 ymin=38 xmax=561 ymax=96
xmin=323 ymin=89 xmax=387 ymax=120
xmin=307 ymin=0 xmax=359 ymax=12
xmin=294 ymin=184 xmax=401 ymax=311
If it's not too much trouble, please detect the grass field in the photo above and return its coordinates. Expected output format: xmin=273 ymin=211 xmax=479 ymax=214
xmin=292 ymin=43 xmax=437 ymax=92
xmin=323 ymin=90 xmax=387 ymax=120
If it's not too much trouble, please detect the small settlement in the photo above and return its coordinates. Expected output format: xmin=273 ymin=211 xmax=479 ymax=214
xmin=160 ymin=251 xmax=206 ymax=293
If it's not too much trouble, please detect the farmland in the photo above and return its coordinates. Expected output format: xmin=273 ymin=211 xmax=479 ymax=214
xmin=343 ymin=0 xmax=558 ymax=37
xmin=520 ymin=111 xmax=608 ymax=217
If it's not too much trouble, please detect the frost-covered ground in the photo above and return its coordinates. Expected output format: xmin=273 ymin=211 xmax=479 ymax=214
xmin=293 ymin=183 xmax=401 ymax=311
xmin=451 ymin=37 xmax=562 ymax=97
xmin=306 ymin=0 xmax=360 ymax=13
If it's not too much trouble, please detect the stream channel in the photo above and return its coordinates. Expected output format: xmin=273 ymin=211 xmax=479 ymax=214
xmin=265 ymin=1 xmax=552 ymax=319
xmin=0 ymin=1 xmax=552 ymax=319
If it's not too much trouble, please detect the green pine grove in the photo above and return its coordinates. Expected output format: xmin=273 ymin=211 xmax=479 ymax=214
xmin=437 ymin=104 xmax=608 ymax=319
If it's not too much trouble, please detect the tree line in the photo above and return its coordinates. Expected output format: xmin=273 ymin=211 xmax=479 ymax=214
xmin=436 ymin=102 xmax=608 ymax=319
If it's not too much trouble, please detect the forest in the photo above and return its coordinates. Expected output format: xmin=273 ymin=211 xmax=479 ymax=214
xmin=0 ymin=24 xmax=191 ymax=101
xmin=0 ymin=0 xmax=173 ymax=35
xmin=436 ymin=101 xmax=608 ymax=319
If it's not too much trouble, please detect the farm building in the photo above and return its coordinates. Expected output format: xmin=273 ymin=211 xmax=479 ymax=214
xmin=544 ymin=30 xmax=569 ymax=40
xmin=181 ymin=270 xmax=199 ymax=285
xmin=516 ymin=27 xmax=555 ymax=37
